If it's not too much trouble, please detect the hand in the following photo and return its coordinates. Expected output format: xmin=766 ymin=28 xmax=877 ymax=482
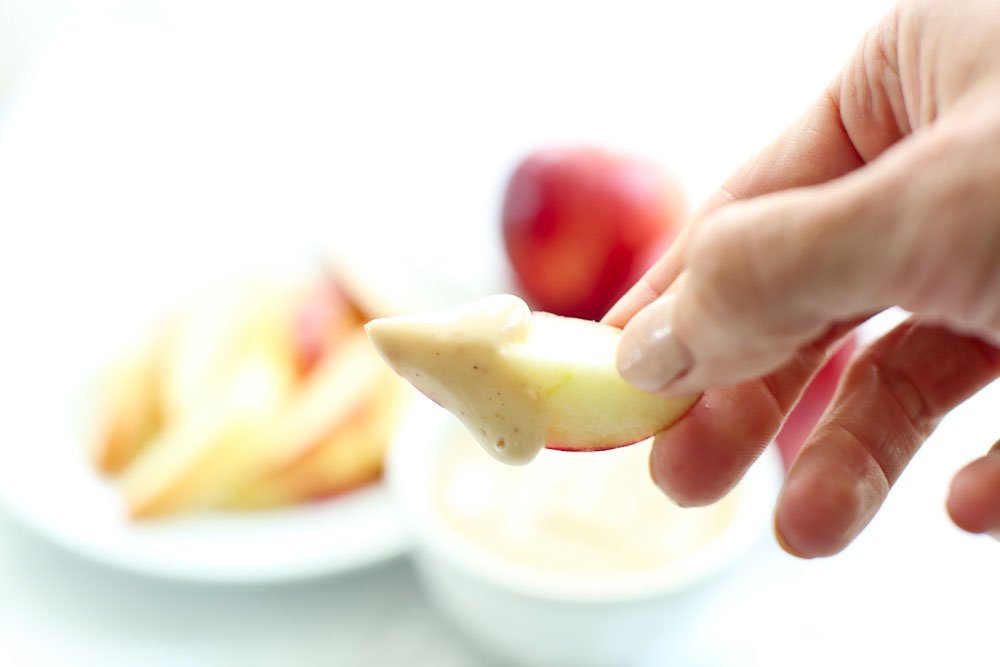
xmin=607 ymin=0 xmax=1000 ymax=558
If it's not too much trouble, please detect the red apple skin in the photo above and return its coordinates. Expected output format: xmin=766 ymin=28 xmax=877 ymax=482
xmin=293 ymin=279 xmax=364 ymax=377
xmin=775 ymin=335 xmax=858 ymax=468
xmin=545 ymin=438 xmax=645 ymax=453
xmin=502 ymin=147 xmax=686 ymax=321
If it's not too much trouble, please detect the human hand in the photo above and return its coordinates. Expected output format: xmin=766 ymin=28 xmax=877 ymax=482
xmin=607 ymin=0 xmax=1000 ymax=557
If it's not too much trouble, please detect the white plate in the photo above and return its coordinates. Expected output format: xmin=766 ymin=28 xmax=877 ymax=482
xmin=0 ymin=355 xmax=411 ymax=585
xmin=0 ymin=255 xmax=423 ymax=584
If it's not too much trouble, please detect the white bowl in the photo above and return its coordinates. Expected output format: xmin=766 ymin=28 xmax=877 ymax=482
xmin=387 ymin=400 xmax=783 ymax=667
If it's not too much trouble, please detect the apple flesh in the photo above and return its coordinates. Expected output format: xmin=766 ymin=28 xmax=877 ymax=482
xmin=120 ymin=309 xmax=387 ymax=518
xmin=98 ymin=271 xmax=415 ymax=519
xmin=159 ymin=282 xmax=298 ymax=421
xmin=502 ymin=147 xmax=685 ymax=320
xmin=92 ymin=331 xmax=167 ymax=475
xmin=365 ymin=295 xmax=696 ymax=464
xmin=226 ymin=372 xmax=410 ymax=509
xmin=120 ymin=352 xmax=294 ymax=519
xmin=244 ymin=328 xmax=392 ymax=473
xmin=517 ymin=311 xmax=696 ymax=452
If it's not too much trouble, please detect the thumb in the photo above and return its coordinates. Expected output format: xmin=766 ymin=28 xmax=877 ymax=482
xmin=617 ymin=121 xmax=991 ymax=395
xmin=948 ymin=439 xmax=1000 ymax=537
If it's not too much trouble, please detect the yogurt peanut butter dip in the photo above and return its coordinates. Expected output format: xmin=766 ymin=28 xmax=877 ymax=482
xmin=365 ymin=294 xmax=553 ymax=465
xmin=435 ymin=434 xmax=738 ymax=577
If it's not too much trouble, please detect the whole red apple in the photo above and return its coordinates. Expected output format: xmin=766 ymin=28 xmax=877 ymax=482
xmin=501 ymin=147 xmax=685 ymax=320
xmin=775 ymin=335 xmax=858 ymax=468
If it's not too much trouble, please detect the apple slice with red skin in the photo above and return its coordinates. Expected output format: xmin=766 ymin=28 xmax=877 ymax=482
xmin=226 ymin=371 xmax=410 ymax=509
xmin=224 ymin=328 xmax=405 ymax=508
xmin=366 ymin=295 xmax=697 ymax=464
xmin=292 ymin=276 xmax=365 ymax=377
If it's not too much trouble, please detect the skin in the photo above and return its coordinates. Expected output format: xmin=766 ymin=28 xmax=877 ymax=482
xmin=607 ymin=0 xmax=1000 ymax=558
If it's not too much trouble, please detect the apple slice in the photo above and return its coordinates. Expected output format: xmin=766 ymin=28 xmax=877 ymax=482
xmin=223 ymin=328 xmax=401 ymax=508
xmin=292 ymin=277 xmax=365 ymax=377
xmin=226 ymin=373 xmax=410 ymax=509
xmin=260 ymin=328 xmax=389 ymax=465
xmin=92 ymin=328 xmax=169 ymax=475
xmin=365 ymin=294 xmax=696 ymax=465
xmin=160 ymin=282 xmax=297 ymax=421
xmin=120 ymin=347 xmax=295 ymax=519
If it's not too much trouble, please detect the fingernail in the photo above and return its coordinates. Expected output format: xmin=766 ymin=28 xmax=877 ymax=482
xmin=774 ymin=513 xmax=812 ymax=559
xmin=617 ymin=294 xmax=693 ymax=392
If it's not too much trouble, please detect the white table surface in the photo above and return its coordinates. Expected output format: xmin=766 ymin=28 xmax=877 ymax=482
xmin=1 ymin=2 xmax=999 ymax=665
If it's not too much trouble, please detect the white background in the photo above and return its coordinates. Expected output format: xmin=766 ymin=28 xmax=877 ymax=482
xmin=1 ymin=1 xmax=999 ymax=665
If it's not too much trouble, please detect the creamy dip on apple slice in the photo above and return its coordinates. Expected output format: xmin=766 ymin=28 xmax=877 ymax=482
xmin=367 ymin=295 xmax=696 ymax=465
xmin=365 ymin=295 xmax=547 ymax=464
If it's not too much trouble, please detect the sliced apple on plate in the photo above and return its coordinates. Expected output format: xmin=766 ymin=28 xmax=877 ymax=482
xmin=365 ymin=294 xmax=697 ymax=465
xmin=92 ymin=328 xmax=170 ymax=475
xmin=120 ymin=291 xmax=300 ymax=520
xmin=227 ymin=372 xmax=410 ymax=509
xmin=95 ymin=272 xmax=415 ymax=519
xmin=120 ymin=351 xmax=296 ymax=519
xmin=292 ymin=276 xmax=365 ymax=377
xmin=159 ymin=282 xmax=298 ymax=421
xmin=224 ymin=328 xmax=409 ymax=508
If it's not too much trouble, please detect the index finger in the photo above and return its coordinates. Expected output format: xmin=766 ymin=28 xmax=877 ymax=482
xmin=603 ymin=87 xmax=867 ymax=328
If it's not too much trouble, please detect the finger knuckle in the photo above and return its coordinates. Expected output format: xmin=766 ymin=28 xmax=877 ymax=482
xmin=892 ymin=126 xmax=1000 ymax=330
xmin=686 ymin=205 xmax=787 ymax=340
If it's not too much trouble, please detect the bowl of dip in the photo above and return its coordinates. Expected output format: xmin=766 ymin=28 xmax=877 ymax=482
xmin=387 ymin=399 xmax=783 ymax=667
